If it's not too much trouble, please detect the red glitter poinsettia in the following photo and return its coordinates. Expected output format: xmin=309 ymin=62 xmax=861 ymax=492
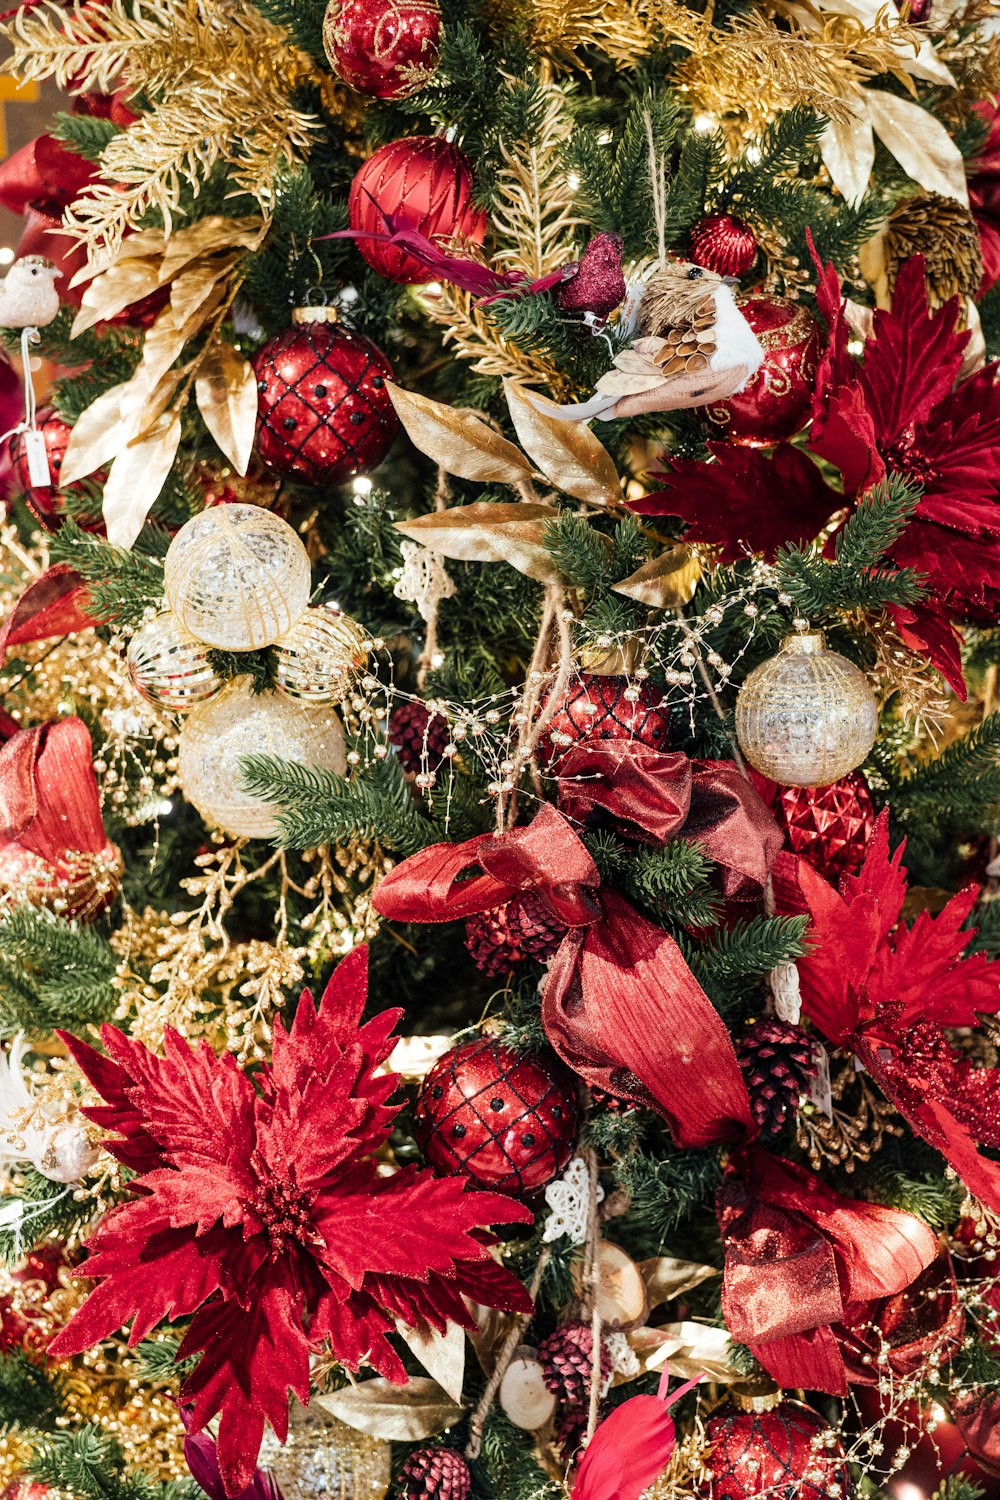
xmin=775 ymin=813 xmax=1000 ymax=1211
xmin=47 ymin=947 xmax=532 ymax=1496
xmin=809 ymin=246 xmax=1000 ymax=623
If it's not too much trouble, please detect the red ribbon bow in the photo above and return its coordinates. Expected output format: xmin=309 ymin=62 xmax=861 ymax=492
xmin=372 ymin=754 xmax=764 ymax=1147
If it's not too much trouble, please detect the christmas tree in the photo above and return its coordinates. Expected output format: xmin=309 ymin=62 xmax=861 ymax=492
xmin=0 ymin=0 xmax=999 ymax=1496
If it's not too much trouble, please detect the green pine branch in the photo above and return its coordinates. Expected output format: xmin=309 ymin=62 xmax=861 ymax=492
xmin=684 ymin=915 xmax=811 ymax=1011
xmin=47 ymin=521 xmax=167 ymax=629
xmin=0 ymin=1349 xmax=65 ymax=1433
xmin=585 ymin=829 xmax=722 ymax=932
xmin=0 ymin=906 xmax=119 ymax=1037
xmin=31 ymin=1425 xmax=200 ymax=1500
xmin=51 ymin=112 xmax=121 ymax=162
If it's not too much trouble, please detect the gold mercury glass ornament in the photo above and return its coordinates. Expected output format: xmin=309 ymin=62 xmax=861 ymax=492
xmin=164 ymin=503 xmax=311 ymax=651
xmin=734 ymin=630 xmax=878 ymax=787
xmin=127 ymin=611 xmax=225 ymax=713
xmin=259 ymin=1400 xmax=391 ymax=1500
xmin=178 ymin=677 xmax=347 ymax=839
xmin=274 ymin=606 xmax=368 ymax=703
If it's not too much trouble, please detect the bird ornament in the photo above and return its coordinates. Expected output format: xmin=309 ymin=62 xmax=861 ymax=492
xmin=528 ymin=259 xmax=764 ymax=422
xmin=0 ymin=255 xmax=60 ymax=331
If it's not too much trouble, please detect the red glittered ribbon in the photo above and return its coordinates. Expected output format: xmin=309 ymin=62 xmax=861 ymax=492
xmin=0 ymin=716 xmax=109 ymax=863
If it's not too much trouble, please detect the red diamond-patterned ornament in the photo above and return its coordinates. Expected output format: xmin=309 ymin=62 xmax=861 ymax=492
xmin=539 ymin=673 xmax=670 ymax=765
xmin=251 ymin=311 xmax=399 ymax=486
xmin=702 ymin=1398 xmax=850 ymax=1500
xmin=9 ymin=407 xmax=102 ymax=531
xmin=773 ymin=771 xmax=875 ymax=884
xmin=414 ymin=1037 xmax=578 ymax=1194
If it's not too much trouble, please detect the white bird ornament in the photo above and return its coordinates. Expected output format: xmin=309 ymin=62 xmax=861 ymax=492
xmin=529 ymin=260 xmax=764 ymax=422
xmin=0 ymin=256 xmax=60 ymax=332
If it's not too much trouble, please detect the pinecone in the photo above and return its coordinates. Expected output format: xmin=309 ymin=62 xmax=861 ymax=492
xmin=538 ymin=1322 xmax=612 ymax=1409
xmin=399 ymin=1447 xmax=472 ymax=1500
xmin=736 ymin=1019 xmax=817 ymax=1133
xmin=464 ymin=890 xmax=567 ymax=975
xmin=389 ymin=701 xmax=449 ymax=776
xmin=868 ymin=193 xmax=983 ymax=308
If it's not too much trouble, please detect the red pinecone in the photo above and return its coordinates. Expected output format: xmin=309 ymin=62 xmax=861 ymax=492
xmin=389 ymin=701 xmax=449 ymax=775
xmin=399 ymin=1448 xmax=471 ymax=1500
xmin=736 ymin=1019 xmax=817 ymax=1133
xmin=464 ymin=890 xmax=567 ymax=975
xmin=538 ymin=1323 xmax=612 ymax=1409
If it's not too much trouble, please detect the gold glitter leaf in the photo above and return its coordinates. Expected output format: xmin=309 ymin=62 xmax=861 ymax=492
xmin=194 ymin=339 xmax=258 ymax=476
xmin=71 ymin=256 xmax=164 ymax=336
xmin=387 ymin=383 xmax=533 ymax=485
xmin=504 ymin=379 xmax=622 ymax=506
xmin=317 ymin=1379 xmax=465 ymax=1441
xmin=613 ymin=546 xmax=703 ymax=608
xmin=397 ymin=1319 xmax=466 ymax=1405
xmin=140 ymin=271 xmax=229 ymax=390
xmin=637 ymin=1256 xmax=720 ymax=1311
xmin=60 ymin=381 xmax=134 ymax=484
xmin=396 ymin=502 xmax=564 ymax=584
xmin=102 ymin=410 xmax=182 ymax=549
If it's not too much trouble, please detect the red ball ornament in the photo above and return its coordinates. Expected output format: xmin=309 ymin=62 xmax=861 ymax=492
xmin=8 ymin=408 xmax=101 ymax=530
xmin=771 ymin=771 xmax=875 ymax=884
xmin=702 ymin=1395 xmax=850 ymax=1500
xmin=690 ymin=214 xmax=758 ymax=279
xmin=348 ymin=136 xmax=487 ymax=284
xmin=414 ymin=1037 xmax=579 ymax=1193
xmin=252 ymin=310 xmax=399 ymax=485
xmin=703 ymin=296 xmax=820 ymax=447
xmin=323 ymin=0 xmax=441 ymax=100
xmin=540 ymin=673 xmax=670 ymax=766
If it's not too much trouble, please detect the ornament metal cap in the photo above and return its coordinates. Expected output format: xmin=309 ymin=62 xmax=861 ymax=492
xmin=779 ymin=628 xmax=826 ymax=655
xmin=730 ymin=1379 xmax=783 ymax=1413
xmin=292 ymin=304 xmax=340 ymax=324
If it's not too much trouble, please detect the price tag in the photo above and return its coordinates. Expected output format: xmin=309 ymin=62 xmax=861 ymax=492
xmin=22 ymin=430 xmax=50 ymax=489
xmin=808 ymin=1040 xmax=833 ymax=1119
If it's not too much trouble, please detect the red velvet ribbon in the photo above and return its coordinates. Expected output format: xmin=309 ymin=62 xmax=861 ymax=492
xmin=555 ymin=743 xmax=782 ymax=897
xmin=0 ymin=136 xmax=97 ymax=302
xmin=0 ymin=716 xmax=109 ymax=863
xmin=717 ymin=1147 xmax=937 ymax=1394
xmin=373 ymin=799 xmax=755 ymax=1147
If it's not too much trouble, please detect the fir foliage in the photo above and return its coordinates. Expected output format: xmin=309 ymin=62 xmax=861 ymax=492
xmin=47 ymin=522 xmax=168 ymax=628
xmin=0 ymin=906 xmax=119 ymax=1037
xmin=51 ymin=111 xmax=121 ymax=161
xmin=30 ymin=1426 xmax=200 ymax=1500
xmin=238 ymin=752 xmax=443 ymax=853
xmin=0 ymin=1349 xmax=65 ymax=1433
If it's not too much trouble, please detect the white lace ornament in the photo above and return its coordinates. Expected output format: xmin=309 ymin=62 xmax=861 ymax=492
xmin=604 ymin=1330 xmax=640 ymax=1381
xmin=394 ymin=541 xmax=455 ymax=622
xmin=769 ymin=960 xmax=802 ymax=1024
xmin=543 ymin=1154 xmax=604 ymax=1245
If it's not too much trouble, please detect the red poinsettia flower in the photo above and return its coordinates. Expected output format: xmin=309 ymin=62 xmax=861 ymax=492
xmin=970 ymin=98 xmax=1000 ymax=293
xmin=47 ymin=947 xmax=532 ymax=1496
xmin=775 ymin=813 xmax=1000 ymax=1211
xmin=809 ymin=248 xmax=1000 ymax=623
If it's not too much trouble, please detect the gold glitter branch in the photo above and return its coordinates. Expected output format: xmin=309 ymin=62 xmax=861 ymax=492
xmin=492 ymin=0 xmax=659 ymax=70
xmin=3 ymin=0 xmax=319 ymax=252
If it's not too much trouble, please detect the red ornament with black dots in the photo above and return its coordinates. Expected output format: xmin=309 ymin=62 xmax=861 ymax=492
xmin=251 ymin=310 xmax=399 ymax=486
xmin=8 ymin=408 xmax=101 ymax=531
xmin=348 ymin=135 xmax=487 ymax=284
xmin=702 ymin=1395 xmax=851 ymax=1500
xmin=323 ymin=0 xmax=441 ymax=100
xmin=540 ymin=673 xmax=670 ymax=766
xmin=414 ymin=1036 xmax=578 ymax=1194
xmin=703 ymin=295 xmax=820 ymax=447
xmin=690 ymin=214 xmax=758 ymax=279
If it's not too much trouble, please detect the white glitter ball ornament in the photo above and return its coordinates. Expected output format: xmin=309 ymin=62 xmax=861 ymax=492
xmin=164 ymin=504 xmax=311 ymax=650
xmin=735 ymin=630 xmax=878 ymax=788
xmin=178 ymin=677 xmax=346 ymax=838
xmin=126 ymin=611 xmax=224 ymax=713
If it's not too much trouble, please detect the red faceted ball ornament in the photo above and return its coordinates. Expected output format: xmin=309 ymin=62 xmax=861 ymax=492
xmin=690 ymin=214 xmax=758 ymax=279
xmin=8 ymin=407 xmax=101 ymax=530
xmin=540 ymin=674 xmax=670 ymax=765
xmin=703 ymin=296 xmax=820 ymax=447
xmin=252 ymin=311 xmax=399 ymax=485
xmin=414 ymin=1037 xmax=579 ymax=1194
xmin=703 ymin=1396 xmax=851 ymax=1500
xmin=323 ymin=0 xmax=441 ymax=100
xmin=348 ymin=135 xmax=487 ymax=284
xmin=772 ymin=771 xmax=875 ymax=884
